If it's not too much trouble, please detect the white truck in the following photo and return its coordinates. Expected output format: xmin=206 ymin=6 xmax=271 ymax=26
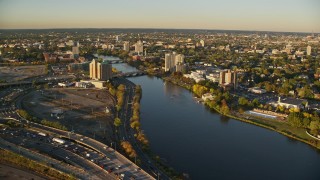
xmin=52 ymin=137 xmax=65 ymax=144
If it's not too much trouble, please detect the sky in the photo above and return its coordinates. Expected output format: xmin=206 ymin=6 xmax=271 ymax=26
xmin=0 ymin=0 xmax=319 ymax=33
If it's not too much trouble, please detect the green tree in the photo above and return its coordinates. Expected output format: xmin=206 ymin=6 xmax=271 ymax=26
xmin=130 ymin=121 xmax=141 ymax=130
xmin=309 ymin=120 xmax=320 ymax=135
xmin=238 ymin=97 xmax=249 ymax=106
xmin=298 ymin=85 xmax=314 ymax=99
xmin=114 ymin=117 xmax=122 ymax=127
xmin=288 ymin=113 xmax=303 ymax=128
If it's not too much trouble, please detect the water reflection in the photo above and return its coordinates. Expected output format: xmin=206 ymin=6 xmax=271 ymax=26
xmin=220 ymin=115 xmax=230 ymax=124
xmin=118 ymin=62 xmax=320 ymax=180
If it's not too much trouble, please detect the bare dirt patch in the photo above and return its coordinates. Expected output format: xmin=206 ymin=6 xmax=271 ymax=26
xmin=0 ymin=65 xmax=46 ymax=82
xmin=22 ymin=88 xmax=116 ymax=143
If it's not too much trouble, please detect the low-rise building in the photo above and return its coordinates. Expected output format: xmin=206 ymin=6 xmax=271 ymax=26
xmin=268 ymin=97 xmax=307 ymax=110
xmin=202 ymin=93 xmax=215 ymax=101
xmin=248 ymin=87 xmax=267 ymax=94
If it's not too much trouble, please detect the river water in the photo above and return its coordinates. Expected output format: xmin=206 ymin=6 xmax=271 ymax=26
xmin=113 ymin=62 xmax=320 ymax=180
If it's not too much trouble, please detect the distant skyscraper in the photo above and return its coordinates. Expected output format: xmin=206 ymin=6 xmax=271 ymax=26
xmin=90 ymin=59 xmax=112 ymax=81
xmin=200 ymin=39 xmax=205 ymax=47
xmin=135 ymin=40 xmax=143 ymax=55
xmin=72 ymin=46 xmax=79 ymax=59
xmin=123 ymin=41 xmax=130 ymax=52
xmin=307 ymin=45 xmax=312 ymax=56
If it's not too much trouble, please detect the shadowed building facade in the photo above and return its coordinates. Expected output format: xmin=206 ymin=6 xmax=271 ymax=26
xmin=90 ymin=59 xmax=112 ymax=81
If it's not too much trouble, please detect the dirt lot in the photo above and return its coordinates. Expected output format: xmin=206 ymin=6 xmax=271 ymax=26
xmin=22 ymin=88 xmax=116 ymax=143
xmin=0 ymin=65 xmax=46 ymax=82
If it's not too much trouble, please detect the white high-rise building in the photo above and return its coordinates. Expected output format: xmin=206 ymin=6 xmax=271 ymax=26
xmin=135 ymin=40 xmax=143 ymax=55
xmin=175 ymin=54 xmax=185 ymax=65
xmin=307 ymin=45 xmax=312 ymax=56
xmin=200 ymin=40 xmax=205 ymax=47
xmin=165 ymin=52 xmax=185 ymax=72
xmin=165 ymin=53 xmax=174 ymax=72
xmin=123 ymin=41 xmax=130 ymax=52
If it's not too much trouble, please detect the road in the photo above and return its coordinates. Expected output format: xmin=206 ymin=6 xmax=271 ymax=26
xmin=0 ymin=136 xmax=92 ymax=179
xmin=113 ymin=77 xmax=169 ymax=180
xmin=0 ymin=126 xmax=113 ymax=179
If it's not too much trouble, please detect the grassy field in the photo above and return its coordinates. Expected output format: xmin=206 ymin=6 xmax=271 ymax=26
xmin=0 ymin=150 xmax=75 ymax=180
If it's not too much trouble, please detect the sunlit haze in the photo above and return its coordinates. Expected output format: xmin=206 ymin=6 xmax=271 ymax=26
xmin=0 ymin=0 xmax=319 ymax=32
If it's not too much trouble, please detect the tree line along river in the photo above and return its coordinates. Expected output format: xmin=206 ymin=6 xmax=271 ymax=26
xmin=111 ymin=60 xmax=320 ymax=180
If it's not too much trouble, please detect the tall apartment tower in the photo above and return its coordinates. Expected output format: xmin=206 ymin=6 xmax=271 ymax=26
xmin=165 ymin=53 xmax=174 ymax=72
xmin=219 ymin=69 xmax=237 ymax=89
xmin=123 ymin=41 xmax=130 ymax=52
xmin=175 ymin=54 xmax=185 ymax=65
xmin=90 ymin=59 xmax=112 ymax=81
xmin=225 ymin=70 xmax=233 ymax=84
xmin=135 ymin=40 xmax=143 ymax=55
xmin=98 ymin=62 xmax=112 ymax=81
xmin=90 ymin=59 xmax=98 ymax=79
xmin=164 ymin=52 xmax=185 ymax=72
xmin=307 ymin=45 xmax=312 ymax=56
xmin=219 ymin=70 xmax=227 ymax=84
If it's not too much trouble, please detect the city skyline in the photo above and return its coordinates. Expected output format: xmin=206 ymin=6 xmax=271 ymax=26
xmin=1 ymin=0 xmax=320 ymax=33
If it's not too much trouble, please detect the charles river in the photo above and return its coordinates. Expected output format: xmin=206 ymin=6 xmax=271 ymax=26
xmin=110 ymin=59 xmax=320 ymax=180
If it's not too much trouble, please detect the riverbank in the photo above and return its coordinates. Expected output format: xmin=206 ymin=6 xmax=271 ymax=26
xmin=162 ymin=76 xmax=320 ymax=150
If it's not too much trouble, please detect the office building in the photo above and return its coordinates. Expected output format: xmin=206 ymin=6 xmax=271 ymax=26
xmin=135 ymin=40 xmax=143 ymax=55
xmin=307 ymin=45 xmax=312 ymax=56
xmin=90 ymin=59 xmax=112 ymax=81
xmin=123 ymin=41 xmax=130 ymax=51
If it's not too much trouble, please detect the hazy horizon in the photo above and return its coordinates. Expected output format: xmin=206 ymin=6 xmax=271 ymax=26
xmin=1 ymin=0 xmax=319 ymax=33
xmin=0 ymin=27 xmax=318 ymax=34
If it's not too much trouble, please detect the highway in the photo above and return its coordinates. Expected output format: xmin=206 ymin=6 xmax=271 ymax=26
xmin=0 ymin=136 xmax=92 ymax=179
xmin=0 ymin=126 xmax=113 ymax=179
